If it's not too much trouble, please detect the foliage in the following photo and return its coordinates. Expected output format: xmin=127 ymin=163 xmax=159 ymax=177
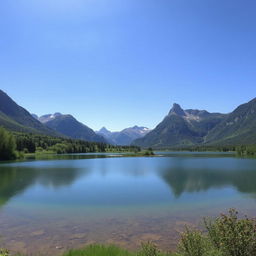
xmin=0 ymin=127 xmax=17 ymax=160
xmin=204 ymin=209 xmax=256 ymax=256
xmin=0 ymin=248 xmax=9 ymax=256
xmin=63 ymin=243 xmax=171 ymax=256
xmin=143 ymin=148 xmax=155 ymax=156
xmin=178 ymin=228 xmax=222 ymax=256
xmin=236 ymin=145 xmax=256 ymax=157
xmin=137 ymin=242 xmax=169 ymax=256
xmin=12 ymin=132 xmax=141 ymax=155
xmin=178 ymin=209 xmax=256 ymax=256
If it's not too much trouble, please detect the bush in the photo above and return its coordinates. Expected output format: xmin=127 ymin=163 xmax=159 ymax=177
xmin=178 ymin=228 xmax=222 ymax=256
xmin=178 ymin=209 xmax=256 ymax=256
xmin=204 ymin=209 xmax=256 ymax=256
xmin=137 ymin=242 xmax=168 ymax=256
xmin=0 ymin=249 xmax=9 ymax=256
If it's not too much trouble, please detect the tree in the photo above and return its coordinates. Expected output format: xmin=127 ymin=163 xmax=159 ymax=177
xmin=0 ymin=127 xmax=16 ymax=160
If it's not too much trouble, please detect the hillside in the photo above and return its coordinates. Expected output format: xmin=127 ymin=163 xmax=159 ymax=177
xmin=133 ymin=103 xmax=225 ymax=148
xmin=39 ymin=113 xmax=106 ymax=143
xmin=205 ymin=98 xmax=256 ymax=145
xmin=0 ymin=90 xmax=59 ymax=136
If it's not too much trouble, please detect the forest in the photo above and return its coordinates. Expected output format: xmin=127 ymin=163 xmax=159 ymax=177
xmin=0 ymin=127 xmax=140 ymax=160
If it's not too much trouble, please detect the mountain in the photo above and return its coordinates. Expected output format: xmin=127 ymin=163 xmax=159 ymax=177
xmin=31 ymin=114 xmax=39 ymax=120
xmin=97 ymin=126 xmax=151 ymax=145
xmin=38 ymin=113 xmax=62 ymax=123
xmin=205 ymin=98 xmax=256 ymax=145
xmin=98 ymin=127 xmax=113 ymax=138
xmin=39 ymin=113 xmax=106 ymax=143
xmin=133 ymin=103 xmax=225 ymax=148
xmin=0 ymin=90 xmax=59 ymax=136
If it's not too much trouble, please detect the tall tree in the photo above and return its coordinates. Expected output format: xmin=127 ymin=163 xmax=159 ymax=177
xmin=0 ymin=127 xmax=16 ymax=160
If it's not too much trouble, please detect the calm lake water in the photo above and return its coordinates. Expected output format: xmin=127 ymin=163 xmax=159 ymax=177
xmin=0 ymin=152 xmax=256 ymax=255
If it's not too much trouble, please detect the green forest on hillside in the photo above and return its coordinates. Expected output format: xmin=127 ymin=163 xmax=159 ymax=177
xmin=0 ymin=127 xmax=140 ymax=160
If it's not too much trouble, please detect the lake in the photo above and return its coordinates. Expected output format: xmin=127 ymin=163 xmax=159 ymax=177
xmin=0 ymin=152 xmax=256 ymax=255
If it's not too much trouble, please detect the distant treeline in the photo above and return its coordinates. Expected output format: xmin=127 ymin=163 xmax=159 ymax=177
xmin=236 ymin=145 xmax=256 ymax=156
xmin=154 ymin=145 xmax=256 ymax=156
xmin=182 ymin=145 xmax=256 ymax=156
xmin=0 ymin=127 xmax=141 ymax=160
xmin=14 ymin=132 xmax=141 ymax=154
xmin=157 ymin=145 xmax=237 ymax=152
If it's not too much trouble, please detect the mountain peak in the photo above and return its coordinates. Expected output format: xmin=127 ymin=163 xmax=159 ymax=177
xmin=97 ymin=127 xmax=112 ymax=138
xmin=168 ymin=103 xmax=186 ymax=116
xmin=53 ymin=112 xmax=62 ymax=117
xmin=99 ymin=127 xmax=110 ymax=133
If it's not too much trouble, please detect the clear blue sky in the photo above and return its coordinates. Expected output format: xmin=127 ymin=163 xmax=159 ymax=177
xmin=1 ymin=0 xmax=256 ymax=131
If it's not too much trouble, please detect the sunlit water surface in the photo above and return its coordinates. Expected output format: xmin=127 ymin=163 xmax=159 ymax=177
xmin=0 ymin=152 xmax=256 ymax=255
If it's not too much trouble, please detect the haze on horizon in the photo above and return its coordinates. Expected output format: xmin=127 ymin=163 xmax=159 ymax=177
xmin=1 ymin=0 xmax=256 ymax=131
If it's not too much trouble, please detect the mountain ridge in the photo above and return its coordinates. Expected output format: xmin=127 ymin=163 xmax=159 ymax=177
xmin=204 ymin=97 xmax=256 ymax=145
xmin=2 ymin=89 xmax=256 ymax=148
xmin=133 ymin=103 xmax=227 ymax=148
xmin=0 ymin=90 xmax=60 ymax=136
xmin=37 ymin=113 xmax=106 ymax=143
xmin=97 ymin=126 xmax=151 ymax=145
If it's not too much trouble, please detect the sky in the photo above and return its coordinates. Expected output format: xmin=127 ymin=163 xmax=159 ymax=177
xmin=0 ymin=0 xmax=256 ymax=131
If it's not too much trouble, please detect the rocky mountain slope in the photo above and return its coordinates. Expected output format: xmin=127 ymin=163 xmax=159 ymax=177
xmin=133 ymin=103 xmax=226 ymax=148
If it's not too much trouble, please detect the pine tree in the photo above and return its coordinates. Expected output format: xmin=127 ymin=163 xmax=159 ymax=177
xmin=0 ymin=127 xmax=16 ymax=160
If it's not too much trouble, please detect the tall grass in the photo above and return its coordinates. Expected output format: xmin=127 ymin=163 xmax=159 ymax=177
xmin=63 ymin=244 xmax=134 ymax=256
xmin=63 ymin=243 xmax=171 ymax=256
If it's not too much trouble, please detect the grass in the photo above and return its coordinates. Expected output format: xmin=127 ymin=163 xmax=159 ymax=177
xmin=63 ymin=244 xmax=134 ymax=256
xmin=63 ymin=243 xmax=171 ymax=256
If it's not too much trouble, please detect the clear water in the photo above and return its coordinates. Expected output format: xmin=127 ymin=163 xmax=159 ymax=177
xmin=0 ymin=152 xmax=256 ymax=254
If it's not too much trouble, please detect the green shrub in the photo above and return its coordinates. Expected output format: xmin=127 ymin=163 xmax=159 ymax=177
xmin=178 ymin=227 xmax=222 ymax=256
xmin=0 ymin=248 xmax=9 ymax=256
xmin=204 ymin=208 xmax=256 ymax=256
xmin=178 ymin=209 xmax=256 ymax=256
xmin=137 ymin=241 xmax=168 ymax=256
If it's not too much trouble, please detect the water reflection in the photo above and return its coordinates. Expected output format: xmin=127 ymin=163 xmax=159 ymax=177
xmin=160 ymin=158 xmax=256 ymax=197
xmin=0 ymin=165 xmax=87 ymax=207
xmin=1 ymin=155 xmax=256 ymax=210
